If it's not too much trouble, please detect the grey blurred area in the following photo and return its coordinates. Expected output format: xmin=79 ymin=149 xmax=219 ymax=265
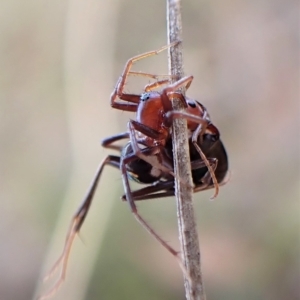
xmin=0 ymin=0 xmax=299 ymax=300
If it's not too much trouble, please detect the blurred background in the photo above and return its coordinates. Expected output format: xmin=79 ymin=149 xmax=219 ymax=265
xmin=0 ymin=0 xmax=299 ymax=299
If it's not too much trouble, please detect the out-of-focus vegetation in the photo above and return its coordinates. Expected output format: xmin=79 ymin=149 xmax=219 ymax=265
xmin=0 ymin=0 xmax=299 ymax=300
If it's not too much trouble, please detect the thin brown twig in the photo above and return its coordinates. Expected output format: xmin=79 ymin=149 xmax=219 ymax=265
xmin=166 ymin=0 xmax=206 ymax=299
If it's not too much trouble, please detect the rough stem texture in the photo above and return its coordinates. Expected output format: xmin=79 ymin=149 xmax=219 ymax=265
xmin=166 ymin=1 xmax=206 ymax=299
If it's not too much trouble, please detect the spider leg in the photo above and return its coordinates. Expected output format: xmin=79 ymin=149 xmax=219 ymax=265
xmin=101 ymin=131 xmax=129 ymax=152
xmin=110 ymin=41 xmax=180 ymax=111
xmin=158 ymin=75 xmax=194 ymax=119
xmin=128 ymin=71 xmax=175 ymax=80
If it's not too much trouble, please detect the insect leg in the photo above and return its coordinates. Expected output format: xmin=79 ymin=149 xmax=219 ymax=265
xmin=39 ymin=155 xmax=120 ymax=299
xmin=120 ymin=152 xmax=191 ymax=282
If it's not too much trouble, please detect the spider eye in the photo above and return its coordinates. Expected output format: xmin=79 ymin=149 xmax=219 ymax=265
xmin=187 ymin=100 xmax=196 ymax=108
xmin=141 ymin=93 xmax=150 ymax=101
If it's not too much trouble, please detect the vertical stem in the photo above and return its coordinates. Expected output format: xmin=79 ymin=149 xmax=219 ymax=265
xmin=166 ymin=1 xmax=206 ymax=299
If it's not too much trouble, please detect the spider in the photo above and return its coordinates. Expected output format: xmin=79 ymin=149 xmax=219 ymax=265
xmin=110 ymin=42 xmax=220 ymax=199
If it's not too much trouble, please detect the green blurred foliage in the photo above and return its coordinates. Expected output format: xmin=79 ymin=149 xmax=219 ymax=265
xmin=0 ymin=0 xmax=299 ymax=300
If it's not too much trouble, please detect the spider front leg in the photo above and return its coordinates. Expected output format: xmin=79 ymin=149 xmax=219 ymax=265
xmin=110 ymin=41 xmax=180 ymax=111
xmin=110 ymin=85 xmax=140 ymax=112
xmin=130 ymin=73 xmax=178 ymax=92
xmin=157 ymin=75 xmax=194 ymax=117
xmin=163 ymin=75 xmax=194 ymax=96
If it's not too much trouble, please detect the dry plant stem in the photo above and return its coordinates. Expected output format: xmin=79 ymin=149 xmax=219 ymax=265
xmin=166 ymin=0 xmax=206 ymax=300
